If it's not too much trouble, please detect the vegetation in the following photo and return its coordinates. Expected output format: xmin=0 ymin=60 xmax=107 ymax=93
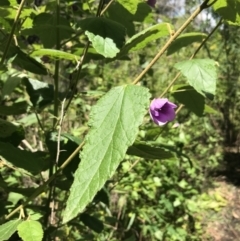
xmin=0 ymin=0 xmax=240 ymax=240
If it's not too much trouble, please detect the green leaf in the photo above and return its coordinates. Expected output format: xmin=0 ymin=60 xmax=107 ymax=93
xmin=62 ymin=85 xmax=150 ymax=223
xmin=174 ymin=59 xmax=218 ymax=99
xmin=0 ymin=142 xmax=48 ymax=175
xmin=0 ymin=219 xmax=22 ymax=241
xmin=17 ymin=220 xmax=43 ymax=241
xmin=79 ymin=17 xmax=126 ymax=58
xmin=0 ymin=17 xmax=11 ymax=31
xmin=0 ymin=101 xmax=29 ymax=115
xmin=4 ymin=46 xmax=47 ymax=75
xmin=22 ymin=13 xmax=73 ymax=48
xmin=23 ymin=78 xmax=54 ymax=111
xmin=0 ymin=7 xmax=34 ymax=19
xmin=213 ymin=0 xmax=240 ymax=26
xmin=118 ymin=0 xmax=141 ymax=14
xmin=31 ymin=49 xmax=78 ymax=61
xmin=204 ymin=104 xmax=219 ymax=114
xmin=118 ymin=23 xmax=173 ymax=57
xmin=167 ymin=32 xmax=207 ymax=55
xmin=127 ymin=142 xmax=175 ymax=159
xmin=0 ymin=119 xmax=24 ymax=146
xmin=80 ymin=213 xmax=104 ymax=233
xmin=1 ymin=75 xmax=21 ymax=99
xmin=171 ymin=85 xmax=205 ymax=116
xmin=106 ymin=2 xmax=153 ymax=36
xmin=45 ymin=132 xmax=82 ymax=180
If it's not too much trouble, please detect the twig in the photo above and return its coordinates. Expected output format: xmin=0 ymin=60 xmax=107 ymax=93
xmin=0 ymin=0 xmax=27 ymax=65
xmin=56 ymin=98 xmax=66 ymax=166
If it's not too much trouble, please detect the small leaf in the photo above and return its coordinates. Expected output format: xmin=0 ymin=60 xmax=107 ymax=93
xmin=127 ymin=142 xmax=175 ymax=159
xmin=174 ymin=59 xmax=217 ymax=99
xmin=118 ymin=23 xmax=173 ymax=57
xmin=79 ymin=17 xmax=126 ymax=58
xmin=62 ymin=85 xmax=150 ymax=223
xmin=167 ymin=32 xmax=207 ymax=55
xmin=23 ymin=77 xmax=54 ymax=111
xmin=17 ymin=220 xmax=43 ymax=241
xmin=80 ymin=213 xmax=104 ymax=233
xmin=0 ymin=219 xmax=22 ymax=241
xmin=172 ymin=85 xmax=205 ymax=116
xmin=31 ymin=49 xmax=78 ymax=61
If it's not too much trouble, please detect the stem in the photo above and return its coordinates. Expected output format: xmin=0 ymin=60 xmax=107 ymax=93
xmin=63 ymin=0 xmax=106 ymax=115
xmin=132 ymin=0 xmax=212 ymax=85
xmin=4 ymin=141 xmax=85 ymax=221
xmin=0 ymin=0 xmax=27 ymax=65
xmin=53 ymin=0 xmax=61 ymax=128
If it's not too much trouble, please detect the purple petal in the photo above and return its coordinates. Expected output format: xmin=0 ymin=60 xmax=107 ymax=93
xmin=149 ymin=98 xmax=177 ymax=126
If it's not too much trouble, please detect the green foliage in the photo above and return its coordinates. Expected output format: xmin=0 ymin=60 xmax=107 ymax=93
xmin=213 ymin=0 xmax=240 ymax=25
xmin=0 ymin=219 xmax=22 ymax=241
xmin=0 ymin=0 xmax=239 ymax=240
xmin=174 ymin=59 xmax=217 ymax=99
xmin=63 ymin=85 xmax=150 ymax=223
xmin=17 ymin=220 xmax=43 ymax=241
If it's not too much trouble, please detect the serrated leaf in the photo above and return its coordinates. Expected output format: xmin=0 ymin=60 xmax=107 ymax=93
xmin=213 ymin=0 xmax=240 ymax=26
xmin=118 ymin=23 xmax=173 ymax=58
xmin=0 ymin=101 xmax=28 ymax=115
xmin=31 ymin=49 xmax=78 ymax=61
xmin=174 ymin=59 xmax=217 ymax=99
xmin=0 ymin=142 xmax=48 ymax=175
xmin=172 ymin=85 xmax=205 ymax=116
xmin=17 ymin=220 xmax=43 ymax=241
xmin=63 ymin=85 xmax=150 ymax=223
xmin=79 ymin=17 xmax=126 ymax=58
xmin=167 ymin=32 xmax=207 ymax=55
xmin=0 ymin=219 xmax=22 ymax=241
xmin=127 ymin=142 xmax=175 ymax=159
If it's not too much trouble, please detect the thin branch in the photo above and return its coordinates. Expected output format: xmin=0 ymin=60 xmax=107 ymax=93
xmin=56 ymin=98 xmax=66 ymax=166
xmin=0 ymin=0 xmax=27 ymax=65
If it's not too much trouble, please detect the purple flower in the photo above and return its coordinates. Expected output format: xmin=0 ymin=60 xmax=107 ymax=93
xmin=147 ymin=0 xmax=156 ymax=7
xmin=149 ymin=98 xmax=177 ymax=126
